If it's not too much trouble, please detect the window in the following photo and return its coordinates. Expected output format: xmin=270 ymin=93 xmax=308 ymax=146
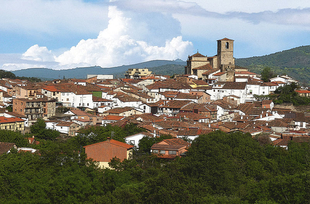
xmin=225 ymin=42 xmax=229 ymax=49
xmin=160 ymin=150 xmax=166 ymax=154
xmin=152 ymin=150 xmax=158 ymax=154
xmin=67 ymin=98 xmax=69 ymax=101
xmin=169 ymin=151 xmax=176 ymax=155
xmin=87 ymin=103 xmax=89 ymax=106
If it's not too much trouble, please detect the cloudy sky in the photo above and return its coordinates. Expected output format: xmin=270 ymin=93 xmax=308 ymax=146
xmin=0 ymin=0 xmax=310 ymax=71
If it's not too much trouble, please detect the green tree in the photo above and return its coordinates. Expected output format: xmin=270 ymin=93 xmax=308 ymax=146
xmin=0 ymin=130 xmax=29 ymax=147
xmin=261 ymin=67 xmax=276 ymax=82
xmin=30 ymin=118 xmax=60 ymax=140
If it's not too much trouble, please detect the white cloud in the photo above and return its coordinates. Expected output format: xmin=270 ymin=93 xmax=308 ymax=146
xmin=22 ymin=45 xmax=55 ymax=62
xmin=55 ymin=6 xmax=193 ymax=67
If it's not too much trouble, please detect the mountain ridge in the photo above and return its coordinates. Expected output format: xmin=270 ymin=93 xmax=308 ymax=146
xmin=12 ymin=45 xmax=310 ymax=84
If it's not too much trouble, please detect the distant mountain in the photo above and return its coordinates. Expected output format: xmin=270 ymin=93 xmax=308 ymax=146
xmin=236 ymin=45 xmax=310 ymax=84
xmin=12 ymin=45 xmax=310 ymax=85
xmin=12 ymin=60 xmax=186 ymax=80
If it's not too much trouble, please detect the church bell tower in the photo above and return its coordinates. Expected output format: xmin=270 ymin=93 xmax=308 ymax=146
xmin=217 ymin=38 xmax=235 ymax=82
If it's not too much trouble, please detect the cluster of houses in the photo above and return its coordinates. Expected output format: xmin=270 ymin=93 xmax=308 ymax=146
xmin=1 ymin=38 xmax=310 ymax=168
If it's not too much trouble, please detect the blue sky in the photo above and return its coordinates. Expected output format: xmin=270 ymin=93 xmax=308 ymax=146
xmin=1 ymin=0 xmax=310 ymax=70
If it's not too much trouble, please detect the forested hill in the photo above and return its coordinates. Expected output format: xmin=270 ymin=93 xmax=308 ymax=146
xmin=236 ymin=45 xmax=310 ymax=84
xmin=13 ymin=59 xmax=186 ymax=80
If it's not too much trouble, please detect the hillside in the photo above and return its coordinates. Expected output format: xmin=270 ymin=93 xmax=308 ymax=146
xmin=11 ymin=45 xmax=310 ymax=84
xmin=12 ymin=60 xmax=186 ymax=80
xmin=236 ymin=45 xmax=310 ymax=84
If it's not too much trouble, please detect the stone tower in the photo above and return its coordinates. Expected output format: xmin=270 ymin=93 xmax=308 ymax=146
xmin=217 ymin=38 xmax=235 ymax=82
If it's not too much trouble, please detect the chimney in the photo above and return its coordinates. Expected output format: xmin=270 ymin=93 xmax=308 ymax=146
xmin=107 ymin=137 xmax=111 ymax=141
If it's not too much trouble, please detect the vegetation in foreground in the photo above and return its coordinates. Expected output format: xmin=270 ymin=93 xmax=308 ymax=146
xmin=0 ymin=126 xmax=310 ymax=203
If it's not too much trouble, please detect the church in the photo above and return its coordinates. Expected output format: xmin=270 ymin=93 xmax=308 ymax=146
xmin=185 ymin=38 xmax=246 ymax=83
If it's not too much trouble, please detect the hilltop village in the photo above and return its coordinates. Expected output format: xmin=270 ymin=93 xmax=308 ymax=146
xmin=0 ymin=38 xmax=310 ymax=166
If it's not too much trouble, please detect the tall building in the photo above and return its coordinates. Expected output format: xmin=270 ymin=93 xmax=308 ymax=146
xmin=12 ymin=96 xmax=56 ymax=124
xmin=185 ymin=38 xmax=235 ymax=82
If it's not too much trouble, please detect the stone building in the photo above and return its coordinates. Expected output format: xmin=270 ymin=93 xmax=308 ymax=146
xmin=124 ymin=68 xmax=152 ymax=79
xmin=185 ymin=38 xmax=235 ymax=82
xmin=12 ymin=96 xmax=56 ymax=124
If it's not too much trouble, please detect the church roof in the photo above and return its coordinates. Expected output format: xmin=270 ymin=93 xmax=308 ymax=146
xmin=192 ymin=64 xmax=213 ymax=70
xmin=191 ymin=52 xmax=205 ymax=57
xmin=218 ymin=38 xmax=234 ymax=41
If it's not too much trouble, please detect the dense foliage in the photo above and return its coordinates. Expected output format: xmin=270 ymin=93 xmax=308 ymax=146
xmin=2 ymin=127 xmax=310 ymax=203
xmin=31 ymin=118 xmax=60 ymax=140
xmin=261 ymin=67 xmax=276 ymax=82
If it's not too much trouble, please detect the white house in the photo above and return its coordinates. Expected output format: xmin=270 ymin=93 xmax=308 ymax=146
xmin=125 ymin=132 xmax=153 ymax=148
xmin=207 ymin=82 xmax=247 ymax=103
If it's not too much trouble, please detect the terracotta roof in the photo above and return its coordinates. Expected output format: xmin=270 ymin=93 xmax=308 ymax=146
xmin=218 ymin=38 xmax=234 ymax=41
xmin=176 ymin=112 xmax=208 ymax=121
xmin=192 ymin=64 xmax=213 ymax=70
xmin=0 ymin=117 xmax=24 ymax=123
xmin=151 ymin=138 xmax=190 ymax=150
xmin=114 ymin=93 xmax=141 ymax=102
xmin=42 ymin=85 xmax=58 ymax=92
xmin=237 ymin=103 xmax=255 ymax=115
xmin=213 ymin=72 xmax=226 ymax=76
xmin=70 ymin=109 xmax=94 ymax=117
xmin=0 ymin=142 xmax=15 ymax=155
xmin=175 ymin=93 xmax=202 ymax=100
xmin=84 ymin=139 xmax=133 ymax=149
xmin=262 ymin=100 xmax=273 ymax=104
xmin=191 ymin=52 xmax=205 ymax=57
xmin=105 ymin=107 xmax=133 ymax=114
xmin=202 ymin=69 xmax=220 ymax=76
xmin=262 ymin=82 xmax=278 ymax=86
xmin=102 ymin=115 xmax=124 ymax=121
xmin=177 ymin=128 xmax=212 ymax=136
xmin=5 ymin=112 xmax=26 ymax=118
xmin=296 ymin=90 xmax=310 ymax=94
xmin=146 ymin=79 xmax=192 ymax=90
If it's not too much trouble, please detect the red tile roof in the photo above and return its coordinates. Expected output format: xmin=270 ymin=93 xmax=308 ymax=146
xmin=102 ymin=115 xmax=124 ymax=121
xmin=84 ymin=139 xmax=133 ymax=149
xmin=213 ymin=72 xmax=226 ymax=76
xmin=296 ymin=90 xmax=310 ymax=94
xmin=191 ymin=52 xmax=205 ymax=57
xmin=0 ymin=117 xmax=24 ymax=123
